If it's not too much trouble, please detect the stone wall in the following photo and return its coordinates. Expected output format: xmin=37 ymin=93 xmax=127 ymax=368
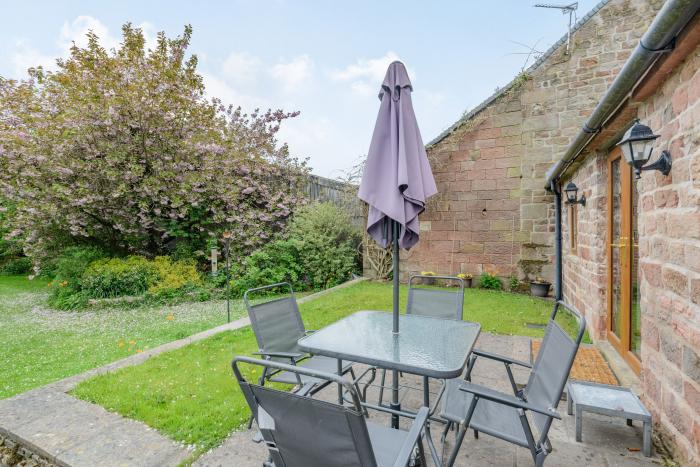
xmin=561 ymin=39 xmax=700 ymax=466
xmin=402 ymin=0 xmax=663 ymax=283
xmin=0 ymin=434 xmax=56 ymax=467
xmin=635 ymin=41 xmax=700 ymax=466
xmin=561 ymin=153 xmax=609 ymax=339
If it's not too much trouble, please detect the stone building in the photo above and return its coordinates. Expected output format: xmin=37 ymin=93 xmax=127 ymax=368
xmin=404 ymin=0 xmax=666 ymax=282
xmin=547 ymin=1 xmax=700 ymax=464
xmin=394 ymin=0 xmax=700 ymax=465
xmin=398 ymin=0 xmax=700 ymax=463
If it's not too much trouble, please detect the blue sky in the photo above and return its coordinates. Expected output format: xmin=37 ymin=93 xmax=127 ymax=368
xmin=1 ymin=0 xmax=599 ymax=178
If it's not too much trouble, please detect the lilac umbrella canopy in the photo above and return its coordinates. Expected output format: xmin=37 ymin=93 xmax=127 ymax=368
xmin=358 ymin=61 xmax=437 ymax=249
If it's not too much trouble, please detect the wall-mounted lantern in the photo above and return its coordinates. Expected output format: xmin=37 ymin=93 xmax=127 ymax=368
xmin=564 ymin=182 xmax=586 ymax=207
xmin=616 ymin=120 xmax=672 ymax=179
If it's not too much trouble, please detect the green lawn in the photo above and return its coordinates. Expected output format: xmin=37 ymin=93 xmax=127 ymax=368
xmin=72 ymin=280 xmax=585 ymax=457
xmin=0 ymin=275 xmax=248 ymax=399
xmin=0 ymin=275 xmax=49 ymax=295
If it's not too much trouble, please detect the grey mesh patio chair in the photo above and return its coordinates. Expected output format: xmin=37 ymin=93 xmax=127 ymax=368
xmin=378 ymin=274 xmax=464 ymax=407
xmin=233 ymin=356 xmax=429 ymax=467
xmin=439 ymin=301 xmax=586 ymax=467
xmin=244 ymin=283 xmax=355 ymax=397
xmin=406 ymin=274 xmax=465 ymax=320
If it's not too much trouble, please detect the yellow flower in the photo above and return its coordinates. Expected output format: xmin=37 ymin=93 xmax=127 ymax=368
xmin=166 ymin=314 xmax=174 ymax=321
xmin=118 ymin=341 xmax=125 ymax=348
xmin=136 ymin=349 xmax=143 ymax=353
xmin=129 ymin=340 xmax=136 ymax=345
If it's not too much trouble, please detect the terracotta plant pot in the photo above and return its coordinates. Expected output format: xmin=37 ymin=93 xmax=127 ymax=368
xmin=463 ymin=278 xmax=473 ymax=288
xmin=530 ymin=281 xmax=551 ymax=297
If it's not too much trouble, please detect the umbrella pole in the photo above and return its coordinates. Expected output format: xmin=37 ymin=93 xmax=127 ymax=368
xmin=391 ymin=219 xmax=400 ymax=428
xmin=392 ymin=219 xmax=399 ymax=333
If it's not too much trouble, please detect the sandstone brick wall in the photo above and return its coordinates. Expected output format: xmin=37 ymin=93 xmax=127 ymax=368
xmin=403 ymin=0 xmax=663 ymax=283
xmin=634 ymin=41 xmax=700 ymax=466
xmin=561 ymin=38 xmax=700 ymax=466
xmin=561 ymin=154 xmax=609 ymax=339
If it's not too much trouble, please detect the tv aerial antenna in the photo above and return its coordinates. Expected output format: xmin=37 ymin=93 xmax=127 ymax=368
xmin=534 ymin=2 xmax=578 ymax=54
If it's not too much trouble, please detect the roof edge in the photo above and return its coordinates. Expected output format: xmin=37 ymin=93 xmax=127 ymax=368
xmin=426 ymin=0 xmax=612 ymax=149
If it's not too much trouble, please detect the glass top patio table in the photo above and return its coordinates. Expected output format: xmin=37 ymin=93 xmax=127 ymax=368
xmin=298 ymin=310 xmax=481 ymax=379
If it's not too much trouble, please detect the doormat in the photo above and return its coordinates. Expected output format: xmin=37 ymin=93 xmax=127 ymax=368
xmin=531 ymin=340 xmax=619 ymax=386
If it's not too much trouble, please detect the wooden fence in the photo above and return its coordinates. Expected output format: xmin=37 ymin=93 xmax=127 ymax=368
xmin=305 ymin=174 xmax=364 ymax=226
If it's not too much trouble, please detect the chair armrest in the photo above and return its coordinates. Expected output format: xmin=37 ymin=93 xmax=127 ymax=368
xmin=472 ymin=349 xmax=532 ymax=368
xmin=458 ymin=382 xmax=561 ymax=419
xmin=252 ymin=351 xmax=304 ymax=360
xmin=393 ymin=406 xmax=429 ymax=467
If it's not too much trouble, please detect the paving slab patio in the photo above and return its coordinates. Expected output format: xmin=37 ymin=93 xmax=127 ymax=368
xmin=196 ymin=333 xmax=662 ymax=467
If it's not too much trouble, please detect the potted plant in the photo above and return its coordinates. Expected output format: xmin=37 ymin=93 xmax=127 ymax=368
xmin=457 ymin=273 xmax=473 ymax=288
xmin=420 ymin=271 xmax=436 ymax=285
xmin=530 ymin=276 xmax=551 ymax=298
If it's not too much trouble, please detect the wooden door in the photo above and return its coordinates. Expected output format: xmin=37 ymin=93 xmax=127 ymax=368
xmin=607 ymin=148 xmax=641 ymax=374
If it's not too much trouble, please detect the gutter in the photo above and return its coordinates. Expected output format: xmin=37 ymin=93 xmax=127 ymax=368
xmin=544 ymin=0 xmax=700 ymax=188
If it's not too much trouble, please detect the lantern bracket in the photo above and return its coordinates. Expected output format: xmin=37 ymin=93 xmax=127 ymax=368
xmin=636 ymin=150 xmax=672 ymax=179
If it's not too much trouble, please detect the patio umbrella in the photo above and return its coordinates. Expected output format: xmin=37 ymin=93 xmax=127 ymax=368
xmin=358 ymin=61 xmax=437 ymax=427
xmin=359 ymin=60 xmax=437 ymax=331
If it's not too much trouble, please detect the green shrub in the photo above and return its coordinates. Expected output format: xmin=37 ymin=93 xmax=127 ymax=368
xmin=47 ymin=252 xmax=204 ymax=309
xmin=48 ymin=285 xmax=89 ymax=310
xmin=44 ymin=246 xmax=107 ymax=283
xmin=508 ymin=275 xmax=519 ymax=291
xmin=148 ymin=256 xmax=203 ymax=297
xmin=233 ymin=239 xmax=305 ymax=295
xmin=81 ymin=256 xmax=203 ymax=299
xmin=479 ymin=272 xmax=503 ymax=290
xmin=82 ymin=256 xmax=158 ymax=298
xmin=0 ymin=257 xmax=32 ymax=275
xmin=44 ymin=247 xmax=107 ymax=309
xmin=287 ymin=202 xmax=361 ymax=290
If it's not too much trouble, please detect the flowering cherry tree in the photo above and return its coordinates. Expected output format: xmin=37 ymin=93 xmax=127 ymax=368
xmin=0 ymin=24 xmax=308 ymax=267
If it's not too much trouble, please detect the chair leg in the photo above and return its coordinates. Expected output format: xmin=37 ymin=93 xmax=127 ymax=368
xmin=347 ymin=366 xmax=369 ymax=416
xmin=248 ymin=370 xmax=267 ymax=429
xmin=441 ymin=421 xmax=452 ymax=442
xmin=473 ymin=429 xmax=479 ymax=439
xmin=378 ymin=368 xmax=387 ymax=406
xmin=445 ymin=425 xmax=468 ymax=467
xmin=535 ymin=449 xmax=547 ymax=467
xmin=417 ymin=434 xmax=427 ymax=466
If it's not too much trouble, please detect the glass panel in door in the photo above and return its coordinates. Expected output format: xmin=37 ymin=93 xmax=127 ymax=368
xmin=610 ymin=158 xmax=623 ymax=340
xmin=631 ymin=177 xmax=641 ymax=358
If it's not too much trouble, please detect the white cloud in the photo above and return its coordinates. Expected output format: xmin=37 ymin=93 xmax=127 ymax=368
xmin=137 ymin=21 xmax=159 ymax=52
xmin=331 ymin=51 xmax=400 ymax=82
xmin=277 ymin=115 xmax=348 ymax=176
xmin=59 ymin=16 xmax=119 ymax=53
xmin=270 ymin=54 xmax=313 ymax=92
xmin=10 ymin=16 xmax=158 ymax=78
xmin=221 ymin=51 xmax=261 ymax=84
xmin=11 ymin=40 xmax=57 ymax=76
xmin=331 ymin=51 xmax=416 ymax=96
xmin=201 ymin=72 xmax=270 ymax=111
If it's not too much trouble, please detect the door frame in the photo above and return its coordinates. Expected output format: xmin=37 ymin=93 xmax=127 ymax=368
xmin=606 ymin=148 xmax=641 ymax=374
